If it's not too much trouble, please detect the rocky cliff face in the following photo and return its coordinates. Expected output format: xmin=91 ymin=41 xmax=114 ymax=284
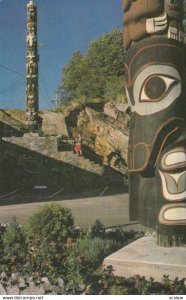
xmin=76 ymin=102 xmax=130 ymax=174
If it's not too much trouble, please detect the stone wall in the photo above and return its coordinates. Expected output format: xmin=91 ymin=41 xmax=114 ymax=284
xmin=0 ymin=140 xmax=125 ymax=197
xmin=3 ymin=133 xmax=58 ymax=156
xmin=0 ymin=141 xmax=106 ymax=196
xmin=0 ymin=272 xmax=65 ymax=295
xmin=40 ymin=111 xmax=68 ymax=137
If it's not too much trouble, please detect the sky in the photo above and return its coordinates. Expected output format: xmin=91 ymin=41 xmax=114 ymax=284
xmin=0 ymin=0 xmax=123 ymax=110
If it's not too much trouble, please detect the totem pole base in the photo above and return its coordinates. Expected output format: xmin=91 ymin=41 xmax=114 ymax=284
xmin=157 ymin=233 xmax=186 ymax=247
xmin=103 ymin=236 xmax=186 ymax=281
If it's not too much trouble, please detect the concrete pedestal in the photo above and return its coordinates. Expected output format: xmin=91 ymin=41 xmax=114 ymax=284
xmin=103 ymin=236 xmax=186 ymax=281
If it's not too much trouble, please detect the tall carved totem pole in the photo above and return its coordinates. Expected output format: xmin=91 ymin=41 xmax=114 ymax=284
xmin=26 ymin=0 xmax=39 ymax=132
xmin=123 ymin=0 xmax=186 ymax=246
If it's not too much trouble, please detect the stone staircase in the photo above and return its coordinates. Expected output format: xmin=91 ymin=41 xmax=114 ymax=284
xmin=52 ymin=152 xmax=104 ymax=175
xmin=2 ymin=132 xmax=104 ymax=176
xmin=3 ymin=135 xmax=103 ymax=176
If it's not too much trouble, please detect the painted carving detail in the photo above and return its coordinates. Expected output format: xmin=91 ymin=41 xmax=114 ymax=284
xmin=126 ymin=64 xmax=181 ymax=115
xmin=123 ymin=0 xmax=186 ymax=50
xmin=159 ymin=170 xmax=186 ymax=201
xmin=159 ymin=204 xmax=186 ymax=225
xmin=146 ymin=13 xmax=168 ymax=34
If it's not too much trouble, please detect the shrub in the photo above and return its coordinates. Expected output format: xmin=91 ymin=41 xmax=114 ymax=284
xmin=90 ymin=220 xmax=141 ymax=246
xmin=0 ymin=221 xmax=27 ymax=274
xmin=72 ymin=237 xmax=120 ymax=265
xmin=0 ymin=224 xmax=6 ymax=256
xmin=89 ymin=273 xmax=186 ymax=295
xmin=64 ymin=236 xmax=121 ymax=294
xmin=24 ymin=204 xmax=75 ymax=281
xmin=25 ymin=203 xmax=74 ymax=244
xmin=106 ymin=227 xmax=141 ymax=245
xmin=90 ymin=220 xmax=105 ymax=238
xmin=0 ymin=210 xmax=185 ymax=295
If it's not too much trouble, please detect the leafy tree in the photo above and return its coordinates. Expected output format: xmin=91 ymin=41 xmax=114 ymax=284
xmin=57 ymin=28 xmax=126 ymax=106
xmin=62 ymin=51 xmax=86 ymax=101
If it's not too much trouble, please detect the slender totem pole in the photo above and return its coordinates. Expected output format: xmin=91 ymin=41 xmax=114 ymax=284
xmin=123 ymin=0 xmax=186 ymax=246
xmin=26 ymin=0 xmax=39 ymax=132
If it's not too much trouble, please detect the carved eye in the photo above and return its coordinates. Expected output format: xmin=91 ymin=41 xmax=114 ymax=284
xmin=133 ymin=65 xmax=181 ymax=115
xmin=140 ymin=75 xmax=179 ymax=102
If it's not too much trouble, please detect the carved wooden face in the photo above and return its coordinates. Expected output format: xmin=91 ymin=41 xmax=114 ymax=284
xmin=125 ymin=37 xmax=186 ymax=226
xmin=125 ymin=37 xmax=185 ymax=172
xmin=123 ymin=1 xmax=186 ymax=234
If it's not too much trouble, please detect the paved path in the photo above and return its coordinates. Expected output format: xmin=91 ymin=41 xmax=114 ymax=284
xmin=0 ymin=194 xmax=128 ymax=227
xmin=0 ymin=193 xmax=150 ymax=231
